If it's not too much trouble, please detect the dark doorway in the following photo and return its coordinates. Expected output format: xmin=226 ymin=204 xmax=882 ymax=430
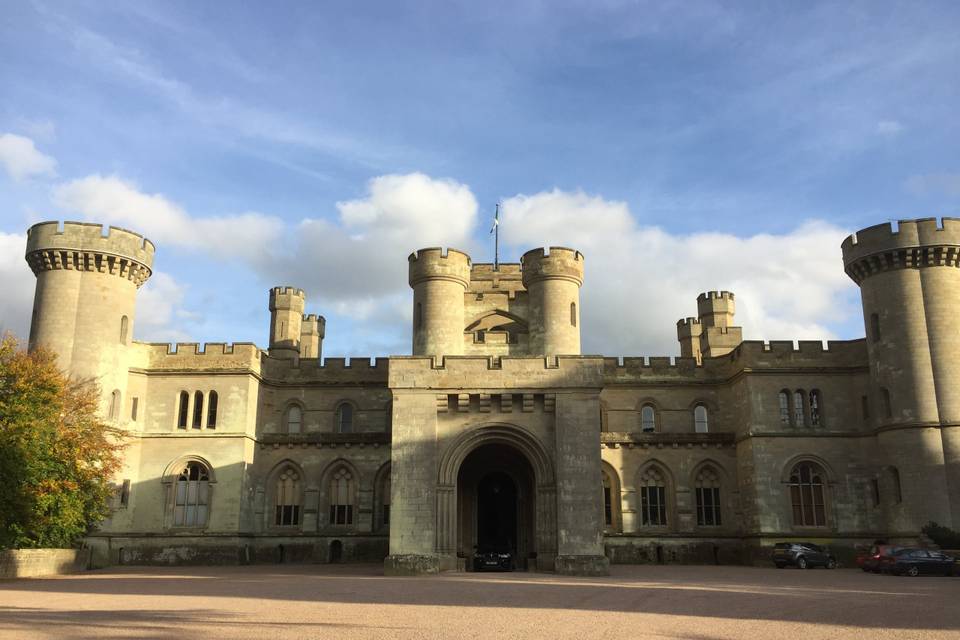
xmin=476 ymin=472 xmax=518 ymax=553
xmin=329 ymin=539 xmax=342 ymax=563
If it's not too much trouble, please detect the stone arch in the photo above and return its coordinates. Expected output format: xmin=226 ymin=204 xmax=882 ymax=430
xmin=162 ymin=454 xmax=217 ymax=484
xmin=264 ymin=459 xmax=306 ymax=530
xmin=690 ymin=458 xmax=729 ymax=528
xmin=438 ymin=423 xmax=554 ymax=487
xmin=779 ymin=454 xmax=836 ymax=485
xmin=600 ymin=460 xmax=623 ymax=533
xmin=781 ymin=455 xmax=835 ymax=530
xmin=161 ymin=455 xmax=216 ymax=529
xmin=320 ymin=458 xmax=362 ymax=528
xmin=634 ymin=459 xmax=675 ymax=531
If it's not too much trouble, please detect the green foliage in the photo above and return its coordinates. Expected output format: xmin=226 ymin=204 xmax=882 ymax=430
xmin=922 ymin=522 xmax=960 ymax=550
xmin=0 ymin=334 xmax=125 ymax=549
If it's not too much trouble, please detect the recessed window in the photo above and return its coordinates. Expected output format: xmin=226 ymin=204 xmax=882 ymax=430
xmin=119 ymin=479 xmax=131 ymax=508
xmin=174 ymin=462 xmax=210 ymax=527
xmin=206 ymin=391 xmax=218 ymax=429
xmin=881 ymin=387 xmax=892 ymax=419
xmin=336 ymin=403 xmax=353 ymax=434
xmin=177 ymin=391 xmax=189 ymax=429
xmin=109 ymin=389 xmax=121 ymax=421
xmin=793 ymin=390 xmax=806 ymax=427
xmin=694 ymin=405 xmax=709 ymax=433
xmin=119 ymin=315 xmax=129 ymax=344
xmin=274 ymin=468 xmax=302 ymax=526
xmin=639 ymin=467 xmax=667 ymax=526
xmin=192 ymin=391 xmax=204 ymax=429
xmin=286 ymin=405 xmax=302 ymax=434
xmin=870 ymin=313 xmax=881 ymax=343
xmin=640 ymin=405 xmax=656 ymax=433
xmin=789 ymin=462 xmax=827 ymax=527
xmin=130 ymin=397 xmax=139 ymax=422
xmin=891 ymin=467 xmax=902 ymax=504
xmin=870 ymin=478 xmax=880 ymax=507
xmin=778 ymin=391 xmax=791 ymax=425
xmin=330 ymin=468 xmax=355 ymax=525
xmin=809 ymin=390 xmax=822 ymax=427
xmin=570 ymin=302 xmax=577 ymax=327
xmin=695 ymin=467 xmax=722 ymax=526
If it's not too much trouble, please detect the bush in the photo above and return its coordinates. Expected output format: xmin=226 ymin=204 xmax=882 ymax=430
xmin=0 ymin=334 xmax=125 ymax=548
xmin=922 ymin=522 xmax=960 ymax=550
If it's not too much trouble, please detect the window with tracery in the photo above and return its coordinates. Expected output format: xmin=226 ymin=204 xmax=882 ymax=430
xmin=329 ymin=468 xmax=355 ymax=525
xmin=274 ymin=467 xmax=301 ymax=526
xmin=695 ymin=467 xmax=722 ymax=526
xmin=639 ymin=467 xmax=667 ymax=526
xmin=789 ymin=462 xmax=827 ymax=527
xmin=174 ymin=462 xmax=210 ymax=527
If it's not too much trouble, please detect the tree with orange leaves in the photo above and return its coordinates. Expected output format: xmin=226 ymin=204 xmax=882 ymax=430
xmin=0 ymin=334 xmax=125 ymax=548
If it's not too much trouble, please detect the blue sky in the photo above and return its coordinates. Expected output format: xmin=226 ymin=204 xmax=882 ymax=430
xmin=1 ymin=1 xmax=959 ymax=357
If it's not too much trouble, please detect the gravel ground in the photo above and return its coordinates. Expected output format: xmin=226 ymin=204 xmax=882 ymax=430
xmin=1 ymin=564 xmax=958 ymax=640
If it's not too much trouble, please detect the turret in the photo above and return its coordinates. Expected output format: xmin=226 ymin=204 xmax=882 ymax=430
xmin=269 ymin=287 xmax=305 ymax=359
xmin=676 ymin=317 xmax=702 ymax=362
xmin=24 ymin=221 xmax=154 ymax=420
xmin=299 ymin=313 xmax=326 ymax=359
xmin=842 ymin=217 xmax=960 ymax=530
xmin=408 ymin=248 xmax=472 ymax=358
xmin=696 ymin=291 xmax=741 ymax=358
xmin=521 ymin=247 xmax=583 ymax=355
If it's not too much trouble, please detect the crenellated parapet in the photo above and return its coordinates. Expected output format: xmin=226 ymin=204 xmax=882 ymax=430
xmin=842 ymin=218 xmax=960 ymax=285
xmin=25 ymin=221 xmax=154 ymax=287
xmin=408 ymin=248 xmax=472 ymax=287
xmin=520 ymin=247 xmax=584 ymax=287
xmin=696 ymin=291 xmax=735 ymax=327
xmin=389 ymin=355 xmax=603 ymax=390
xmin=139 ymin=342 xmax=262 ymax=372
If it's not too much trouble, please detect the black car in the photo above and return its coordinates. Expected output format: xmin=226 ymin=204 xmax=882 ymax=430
xmin=473 ymin=547 xmax=514 ymax=571
xmin=888 ymin=548 xmax=956 ymax=577
xmin=773 ymin=542 xmax=837 ymax=569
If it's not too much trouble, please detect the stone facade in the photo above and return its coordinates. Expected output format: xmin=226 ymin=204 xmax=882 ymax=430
xmin=21 ymin=218 xmax=960 ymax=574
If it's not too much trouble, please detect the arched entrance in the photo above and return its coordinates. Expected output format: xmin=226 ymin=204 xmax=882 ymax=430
xmin=457 ymin=443 xmax=536 ymax=570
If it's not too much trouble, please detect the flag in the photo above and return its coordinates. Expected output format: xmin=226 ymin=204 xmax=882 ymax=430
xmin=490 ymin=206 xmax=499 ymax=234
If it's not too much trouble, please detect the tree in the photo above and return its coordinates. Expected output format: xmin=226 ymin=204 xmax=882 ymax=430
xmin=0 ymin=334 xmax=125 ymax=548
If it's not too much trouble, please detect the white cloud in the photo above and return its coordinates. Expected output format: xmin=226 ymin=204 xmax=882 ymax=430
xmin=500 ymin=189 xmax=857 ymax=355
xmin=52 ymin=174 xmax=284 ymax=261
xmin=0 ymin=232 xmax=35 ymax=342
xmin=905 ymin=173 xmax=960 ymax=198
xmin=0 ymin=133 xmax=58 ymax=181
xmin=136 ymin=271 xmax=194 ymax=343
xmin=876 ymin=120 xmax=904 ymax=136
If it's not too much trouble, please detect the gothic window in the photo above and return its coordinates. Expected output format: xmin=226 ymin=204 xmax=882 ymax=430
xmin=285 ymin=404 xmax=302 ymax=434
xmin=119 ymin=315 xmax=129 ymax=344
xmin=570 ymin=302 xmax=577 ymax=327
xmin=640 ymin=405 xmax=657 ymax=433
xmin=192 ymin=391 xmax=204 ymax=429
xmin=336 ymin=403 xmax=353 ymax=434
xmin=638 ymin=467 xmax=668 ymax=527
xmin=206 ymin=391 xmax=218 ymax=429
xmin=881 ymin=387 xmax=892 ymax=419
xmin=329 ymin=467 xmax=355 ymax=525
xmin=793 ymin=390 xmax=806 ymax=427
xmin=174 ymin=462 xmax=210 ymax=527
xmin=870 ymin=313 xmax=881 ymax=342
xmin=177 ymin=391 xmax=189 ymax=429
xmin=789 ymin=461 xmax=828 ymax=527
xmin=109 ymin=389 xmax=121 ymax=421
xmin=778 ymin=391 xmax=791 ymax=425
xmin=809 ymin=390 xmax=822 ymax=427
xmin=274 ymin=467 xmax=302 ymax=527
xmin=695 ymin=467 xmax=722 ymax=526
xmin=694 ymin=405 xmax=709 ymax=433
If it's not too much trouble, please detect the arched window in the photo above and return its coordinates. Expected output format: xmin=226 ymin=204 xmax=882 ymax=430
xmin=177 ymin=391 xmax=189 ymax=429
xmin=891 ymin=467 xmax=902 ymax=504
xmin=870 ymin=313 xmax=881 ymax=342
xmin=174 ymin=462 xmax=210 ymax=527
xmin=274 ymin=467 xmax=302 ymax=526
xmin=570 ymin=302 xmax=577 ymax=327
xmin=192 ymin=391 xmax=204 ymax=429
xmin=809 ymin=390 xmax=822 ymax=427
xmin=109 ymin=389 xmax=121 ymax=421
xmin=119 ymin=315 xmax=129 ymax=344
xmin=285 ymin=405 xmax=302 ymax=434
xmin=793 ymin=390 xmax=806 ymax=427
xmin=329 ymin=467 xmax=355 ymax=525
xmin=778 ymin=391 xmax=791 ymax=425
xmin=638 ymin=466 xmax=667 ymax=527
xmin=881 ymin=387 xmax=892 ymax=419
xmin=788 ymin=461 xmax=827 ymax=527
xmin=694 ymin=405 xmax=709 ymax=433
xmin=640 ymin=405 xmax=657 ymax=433
xmin=206 ymin=391 xmax=218 ymax=429
xmin=695 ymin=467 xmax=722 ymax=526
xmin=336 ymin=403 xmax=353 ymax=434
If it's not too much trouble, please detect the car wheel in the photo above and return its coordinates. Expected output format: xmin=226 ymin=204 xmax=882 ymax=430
xmin=826 ymin=558 xmax=837 ymax=570
xmin=907 ymin=565 xmax=919 ymax=577
xmin=797 ymin=557 xmax=808 ymax=570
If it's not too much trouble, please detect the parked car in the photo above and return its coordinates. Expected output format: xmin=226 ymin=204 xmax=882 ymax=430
xmin=473 ymin=546 xmax=514 ymax=572
xmin=862 ymin=544 xmax=903 ymax=573
xmin=888 ymin=548 xmax=956 ymax=577
xmin=773 ymin=542 xmax=837 ymax=569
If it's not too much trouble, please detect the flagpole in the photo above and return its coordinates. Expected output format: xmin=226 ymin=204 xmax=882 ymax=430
xmin=494 ymin=203 xmax=500 ymax=271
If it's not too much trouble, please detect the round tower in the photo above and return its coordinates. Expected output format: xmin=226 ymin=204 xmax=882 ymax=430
xmin=268 ymin=287 xmax=305 ymax=358
xmin=842 ymin=217 xmax=960 ymax=530
xmin=408 ymin=248 xmax=471 ymax=358
xmin=24 ymin=221 xmax=154 ymax=419
xmin=521 ymin=247 xmax=584 ymax=356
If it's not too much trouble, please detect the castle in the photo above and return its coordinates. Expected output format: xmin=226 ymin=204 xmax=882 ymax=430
xmin=22 ymin=217 xmax=960 ymax=574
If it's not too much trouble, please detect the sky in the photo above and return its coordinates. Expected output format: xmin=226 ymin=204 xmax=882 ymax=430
xmin=1 ymin=1 xmax=959 ymax=357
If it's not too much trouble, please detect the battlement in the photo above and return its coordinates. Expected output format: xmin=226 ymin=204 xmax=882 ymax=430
xmin=139 ymin=342 xmax=262 ymax=371
xmin=408 ymin=247 xmax=472 ymax=287
xmin=676 ymin=317 xmax=702 ymax=335
xmin=520 ymin=246 xmax=585 ymax=286
xmin=728 ymin=339 xmax=868 ymax=368
xmin=269 ymin=286 xmax=306 ymax=311
xmin=389 ymin=354 xmax=603 ymax=389
xmin=697 ymin=290 xmax=735 ymax=303
xmin=470 ymin=262 xmax=522 ymax=279
xmin=261 ymin=354 xmax=389 ymax=384
xmin=842 ymin=218 xmax=960 ymax=279
xmin=25 ymin=221 xmax=154 ymax=286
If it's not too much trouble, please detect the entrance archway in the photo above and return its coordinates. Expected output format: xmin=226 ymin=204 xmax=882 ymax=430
xmin=457 ymin=443 xmax=535 ymax=570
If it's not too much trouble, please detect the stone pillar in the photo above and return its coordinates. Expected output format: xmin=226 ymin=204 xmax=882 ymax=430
xmin=553 ymin=392 xmax=609 ymax=576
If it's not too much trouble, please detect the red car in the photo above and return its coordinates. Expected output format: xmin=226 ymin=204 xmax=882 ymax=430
xmin=862 ymin=544 xmax=902 ymax=573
